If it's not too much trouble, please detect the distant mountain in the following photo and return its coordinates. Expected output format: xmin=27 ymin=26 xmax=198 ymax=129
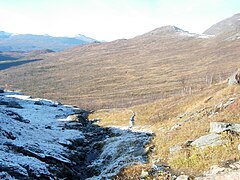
xmin=75 ymin=34 xmax=97 ymax=43
xmin=0 ymin=32 xmax=98 ymax=51
xmin=0 ymin=31 xmax=11 ymax=39
xmin=204 ymin=13 xmax=240 ymax=40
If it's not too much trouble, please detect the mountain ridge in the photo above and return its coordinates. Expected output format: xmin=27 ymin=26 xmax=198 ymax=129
xmin=0 ymin=31 xmax=99 ymax=51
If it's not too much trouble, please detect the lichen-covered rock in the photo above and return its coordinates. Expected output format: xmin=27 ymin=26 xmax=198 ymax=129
xmin=210 ymin=122 xmax=240 ymax=133
xmin=191 ymin=133 xmax=227 ymax=148
xmin=195 ymin=162 xmax=240 ymax=180
xmin=176 ymin=175 xmax=190 ymax=180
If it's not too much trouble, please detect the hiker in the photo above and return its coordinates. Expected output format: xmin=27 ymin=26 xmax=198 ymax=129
xmin=129 ymin=112 xmax=136 ymax=128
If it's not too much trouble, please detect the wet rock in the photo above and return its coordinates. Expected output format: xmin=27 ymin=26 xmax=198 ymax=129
xmin=210 ymin=122 xmax=240 ymax=133
xmin=34 ymin=101 xmax=44 ymax=105
xmin=0 ymin=128 xmax=16 ymax=140
xmin=5 ymin=110 xmax=30 ymax=123
xmin=0 ymin=172 xmax=13 ymax=179
xmin=0 ymin=88 xmax=4 ymax=93
xmin=0 ymin=100 xmax=8 ymax=105
xmin=7 ymin=101 xmax=23 ymax=109
xmin=191 ymin=133 xmax=227 ymax=148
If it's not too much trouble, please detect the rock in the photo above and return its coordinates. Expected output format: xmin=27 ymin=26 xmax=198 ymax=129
xmin=223 ymin=98 xmax=235 ymax=108
xmin=238 ymin=144 xmax=240 ymax=151
xmin=177 ymin=113 xmax=188 ymax=119
xmin=0 ymin=88 xmax=4 ymax=93
xmin=7 ymin=101 xmax=23 ymax=109
xmin=228 ymin=69 xmax=240 ymax=85
xmin=5 ymin=110 xmax=30 ymax=123
xmin=72 ymin=107 xmax=86 ymax=114
xmin=140 ymin=169 xmax=149 ymax=178
xmin=0 ymin=172 xmax=13 ymax=179
xmin=34 ymin=101 xmax=44 ymax=105
xmin=210 ymin=122 xmax=240 ymax=133
xmin=0 ymin=128 xmax=16 ymax=140
xmin=176 ymin=175 xmax=189 ymax=180
xmin=191 ymin=133 xmax=227 ymax=148
xmin=169 ymin=144 xmax=183 ymax=154
xmin=0 ymin=100 xmax=8 ymax=105
xmin=195 ymin=163 xmax=240 ymax=180
xmin=67 ymin=114 xmax=88 ymax=125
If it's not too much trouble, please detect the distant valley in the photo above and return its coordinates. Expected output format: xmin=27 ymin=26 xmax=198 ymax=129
xmin=0 ymin=14 xmax=240 ymax=109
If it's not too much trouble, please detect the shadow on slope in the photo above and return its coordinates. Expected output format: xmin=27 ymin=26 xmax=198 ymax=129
xmin=0 ymin=59 xmax=42 ymax=71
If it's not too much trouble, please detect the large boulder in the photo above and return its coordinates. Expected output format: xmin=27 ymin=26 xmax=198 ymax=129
xmin=210 ymin=122 xmax=240 ymax=133
xmin=191 ymin=133 xmax=227 ymax=148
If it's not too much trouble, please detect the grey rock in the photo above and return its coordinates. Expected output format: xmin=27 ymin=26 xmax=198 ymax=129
xmin=67 ymin=114 xmax=88 ymax=125
xmin=0 ymin=100 xmax=8 ymax=105
xmin=191 ymin=133 xmax=227 ymax=148
xmin=5 ymin=110 xmax=30 ymax=123
xmin=228 ymin=69 xmax=240 ymax=85
xmin=210 ymin=122 xmax=240 ymax=133
xmin=0 ymin=88 xmax=4 ymax=93
xmin=7 ymin=101 xmax=23 ymax=109
xmin=169 ymin=144 xmax=183 ymax=154
xmin=0 ymin=172 xmax=13 ymax=179
xmin=176 ymin=175 xmax=189 ymax=180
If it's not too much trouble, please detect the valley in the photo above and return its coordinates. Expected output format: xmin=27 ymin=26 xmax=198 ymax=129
xmin=0 ymin=13 xmax=240 ymax=179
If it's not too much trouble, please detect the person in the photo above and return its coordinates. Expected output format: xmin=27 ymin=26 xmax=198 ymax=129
xmin=129 ymin=112 xmax=136 ymax=128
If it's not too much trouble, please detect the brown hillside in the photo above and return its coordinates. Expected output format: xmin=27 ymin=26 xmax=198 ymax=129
xmin=0 ymin=21 xmax=240 ymax=109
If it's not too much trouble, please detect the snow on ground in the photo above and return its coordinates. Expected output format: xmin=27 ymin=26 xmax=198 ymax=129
xmin=0 ymin=91 xmax=153 ymax=179
xmin=0 ymin=91 xmax=83 ymax=178
xmin=178 ymin=31 xmax=215 ymax=39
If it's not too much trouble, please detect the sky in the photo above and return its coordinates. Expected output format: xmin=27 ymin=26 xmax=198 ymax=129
xmin=0 ymin=0 xmax=239 ymax=41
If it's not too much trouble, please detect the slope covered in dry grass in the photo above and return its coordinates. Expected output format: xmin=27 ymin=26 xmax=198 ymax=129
xmin=90 ymin=83 xmax=240 ymax=178
xmin=0 ymin=25 xmax=240 ymax=109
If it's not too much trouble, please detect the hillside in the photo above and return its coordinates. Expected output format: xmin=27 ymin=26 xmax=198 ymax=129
xmin=0 ymin=31 xmax=98 ymax=51
xmin=0 ymin=14 xmax=240 ymax=110
xmin=204 ymin=13 xmax=240 ymax=40
xmin=91 ymin=81 xmax=240 ymax=179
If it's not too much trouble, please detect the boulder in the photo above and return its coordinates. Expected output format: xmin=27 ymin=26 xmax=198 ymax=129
xmin=191 ymin=133 xmax=227 ymax=148
xmin=228 ymin=69 xmax=240 ymax=85
xmin=67 ymin=114 xmax=88 ymax=125
xmin=0 ymin=88 xmax=4 ymax=93
xmin=210 ymin=122 xmax=240 ymax=133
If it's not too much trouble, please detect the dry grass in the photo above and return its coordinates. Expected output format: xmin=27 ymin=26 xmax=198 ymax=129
xmin=90 ymin=84 xmax=240 ymax=177
xmin=0 ymin=30 xmax=240 ymax=109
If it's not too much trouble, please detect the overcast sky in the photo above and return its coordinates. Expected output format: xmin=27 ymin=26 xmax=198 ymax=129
xmin=0 ymin=0 xmax=239 ymax=41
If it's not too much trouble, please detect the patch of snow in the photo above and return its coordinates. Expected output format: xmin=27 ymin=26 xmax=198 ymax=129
xmin=88 ymin=127 xmax=152 ymax=179
xmin=0 ymin=91 xmax=84 ymax=177
xmin=178 ymin=32 xmax=215 ymax=39
xmin=0 ymin=91 xmax=152 ymax=179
